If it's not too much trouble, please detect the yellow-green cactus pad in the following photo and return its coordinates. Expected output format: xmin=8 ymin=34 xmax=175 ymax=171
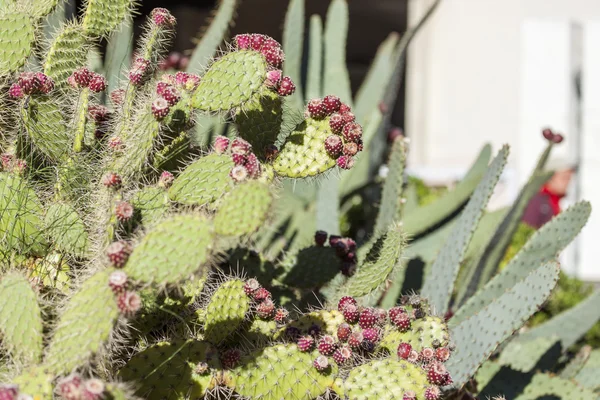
xmin=193 ymin=50 xmax=267 ymax=112
xmin=44 ymin=269 xmax=120 ymax=374
xmin=227 ymin=343 xmax=336 ymax=400
xmin=12 ymin=367 xmax=54 ymax=400
xmin=82 ymin=0 xmax=133 ymax=37
xmin=277 ymin=310 xmax=345 ymax=339
xmin=0 ymin=173 xmax=47 ymax=256
xmin=343 ymin=359 xmax=430 ymax=400
xmin=44 ymin=24 xmax=90 ymax=88
xmin=45 ymin=203 xmax=89 ymax=258
xmin=124 ymin=215 xmax=214 ymax=284
xmin=118 ymin=340 xmax=220 ymax=400
xmin=214 ymin=181 xmax=272 ymax=237
xmin=272 ymin=118 xmax=337 ymax=178
xmin=131 ymin=186 xmax=169 ymax=226
xmin=204 ymin=279 xmax=250 ymax=344
xmin=22 ymin=96 xmax=70 ymax=161
xmin=168 ymin=153 xmax=234 ymax=206
xmin=0 ymin=12 xmax=35 ymax=74
xmin=379 ymin=316 xmax=450 ymax=354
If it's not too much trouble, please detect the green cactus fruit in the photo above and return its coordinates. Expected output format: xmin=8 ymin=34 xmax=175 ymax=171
xmin=0 ymin=11 xmax=35 ymax=74
xmin=204 ymin=279 xmax=250 ymax=344
xmin=168 ymin=153 xmax=234 ymax=206
xmin=12 ymin=367 xmax=53 ymax=400
xmin=44 ymin=269 xmax=120 ymax=375
xmin=280 ymin=246 xmax=341 ymax=289
xmin=235 ymin=88 xmax=283 ymax=159
xmin=0 ymin=272 xmax=44 ymax=365
xmin=44 ymin=23 xmax=90 ymax=88
xmin=82 ymin=0 xmax=133 ymax=37
xmin=192 ymin=50 xmax=267 ymax=112
xmin=131 ymin=186 xmax=169 ymax=226
xmin=343 ymin=359 xmax=430 ymax=400
xmin=271 ymin=117 xmax=338 ymax=178
xmin=124 ymin=215 xmax=213 ymax=284
xmin=214 ymin=181 xmax=273 ymax=236
xmin=0 ymin=172 xmax=47 ymax=256
xmin=22 ymin=96 xmax=71 ymax=162
xmin=227 ymin=343 xmax=336 ymax=400
xmin=44 ymin=203 xmax=89 ymax=258
xmin=277 ymin=310 xmax=345 ymax=339
xmin=379 ymin=317 xmax=449 ymax=354
xmin=118 ymin=340 xmax=220 ymax=400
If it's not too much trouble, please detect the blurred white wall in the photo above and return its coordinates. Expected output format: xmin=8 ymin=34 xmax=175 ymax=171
xmin=405 ymin=0 xmax=600 ymax=280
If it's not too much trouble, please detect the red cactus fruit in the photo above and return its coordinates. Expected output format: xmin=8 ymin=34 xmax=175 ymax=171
xmin=184 ymin=74 xmax=201 ymax=90
xmin=348 ymin=330 xmax=364 ymax=349
xmin=1 ymin=154 xmax=13 ymax=171
xmin=322 ymin=95 xmax=342 ymax=114
xmin=340 ymin=260 xmax=357 ymax=277
xmin=307 ymin=324 xmax=321 ymax=337
xmin=115 ymin=201 xmax=134 ymax=222
xmin=158 ymin=171 xmax=174 ymax=188
xmin=542 ymin=127 xmax=554 ymax=140
xmin=256 ymin=299 xmax=276 ymax=319
xmin=110 ymin=89 xmax=126 ymax=106
xmin=328 ymin=113 xmax=345 ymax=134
xmin=231 ymin=137 xmax=252 ymax=155
xmin=82 ymin=378 xmax=105 ymax=400
xmin=8 ymin=83 xmax=24 ymax=99
xmin=117 ymin=291 xmax=141 ymax=316
xmin=339 ymin=103 xmax=351 ymax=114
xmin=427 ymin=362 xmax=449 ymax=385
xmin=36 ymin=73 xmax=54 ymax=94
xmin=389 ymin=306 xmax=407 ymax=322
xmin=297 ymin=335 xmax=315 ymax=352
xmin=336 ymin=155 xmax=354 ymax=170
xmin=337 ymin=323 xmax=352 ymax=342
xmin=108 ymin=137 xmax=124 ymax=151
xmin=552 ymin=133 xmax=564 ymax=144
xmin=402 ymin=391 xmax=417 ymax=400
xmin=332 ymin=346 xmax=352 ymax=365
xmin=421 ymin=347 xmax=435 ymax=362
xmin=397 ymin=342 xmax=412 ymax=359
xmin=161 ymin=86 xmax=181 ymax=106
xmin=214 ymin=136 xmax=230 ymax=154
xmin=156 ymin=81 xmax=171 ymax=96
xmin=435 ymin=347 xmax=451 ymax=362
xmin=265 ymin=144 xmax=279 ymax=161
xmin=342 ymin=111 xmax=356 ymax=125
xmin=388 ymin=127 xmax=404 ymax=143
xmin=108 ymin=270 xmax=128 ymax=294
xmin=235 ymin=34 xmax=251 ymax=50
xmin=307 ymin=98 xmax=327 ymax=119
xmin=329 ymin=235 xmax=341 ymax=247
xmin=263 ymin=47 xmax=284 ymax=67
xmin=362 ymin=327 xmax=380 ymax=344
xmin=106 ymin=241 xmax=132 ymax=268
xmin=244 ymin=153 xmax=261 ymax=178
xmin=89 ymin=74 xmax=107 ymax=93
xmin=265 ymin=69 xmax=283 ymax=88
xmin=342 ymin=304 xmax=360 ymax=324
xmin=408 ymin=350 xmax=420 ymax=363
xmin=0 ymin=386 xmax=18 ymax=400
xmin=314 ymin=230 xmax=328 ymax=246
xmin=101 ymin=172 xmax=122 ymax=189
xmin=243 ymin=278 xmax=260 ymax=296
xmin=252 ymin=287 xmax=271 ymax=302
xmin=324 ymin=135 xmax=343 ymax=158
xmin=250 ymin=34 xmax=266 ymax=50
xmin=277 ymin=76 xmax=296 ymax=96
xmin=343 ymin=123 xmax=363 ymax=142
xmin=18 ymin=72 xmax=41 ymax=95
xmin=338 ymin=296 xmax=357 ymax=312
xmin=313 ymin=355 xmax=329 ymax=372
xmin=88 ymin=105 xmax=109 ymax=122
xmin=151 ymin=98 xmax=170 ymax=120
xmin=318 ymin=335 xmax=337 ymax=356
xmin=424 ymin=386 xmax=441 ymax=400
xmin=151 ymin=8 xmax=176 ymax=27
xmin=392 ymin=313 xmax=411 ymax=332
xmin=229 ymin=165 xmax=249 ymax=182
xmin=221 ymin=349 xmax=241 ymax=369
xmin=357 ymin=139 xmax=364 ymax=152
xmin=129 ymin=58 xmax=150 ymax=85
xmin=231 ymin=153 xmax=247 ymax=166
xmin=174 ymin=71 xmax=190 ymax=86
xmin=343 ymin=142 xmax=359 ymax=157
xmin=72 ymin=67 xmax=92 ymax=87
xmin=274 ymin=307 xmax=289 ymax=323
xmin=56 ymin=374 xmax=83 ymax=400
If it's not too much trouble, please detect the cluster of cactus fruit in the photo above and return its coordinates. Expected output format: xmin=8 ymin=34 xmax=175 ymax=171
xmin=1 ymin=0 xmax=600 ymax=399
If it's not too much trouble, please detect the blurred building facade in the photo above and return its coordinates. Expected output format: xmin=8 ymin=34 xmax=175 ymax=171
xmin=405 ymin=0 xmax=600 ymax=280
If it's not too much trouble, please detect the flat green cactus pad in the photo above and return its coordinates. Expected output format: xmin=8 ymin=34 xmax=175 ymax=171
xmin=228 ymin=343 xmax=336 ymax=400
xmin=204 ymin=279 xmax=250 ymax=344
xmin=119 ymin=340 xmax=220 ymax=400
xmin=0 ymin=173 xmax=47 ymax=256
xmin=44 ymin=203 xmax=89 ymax=258
xmin=44 ymin=269 xmax=120 ymax=374
xmin=44 ymin=24 xmax=89 ymax=88
xmin=214 ymin=181 xmax=273 ymax=236
xmin=0 ymin=12 xmax=35 ymax=74
xmin=236 ymin=319 xmax=278 ymax=345
xmin=12 ymin=367 xmax=53 ymax=400
xmin=343 ymin=359 xmax=429 ymax=400
xmin=22 ymin=96 xmax=71 ymax=161
xmin=235 ymin=88 xmax=283 ymax=159
xmin=168 ymin=153 xmax=234 ymax=206
xmin=280 ymin=246 xmax=341 ymax=288
xmin=379 ymin=317 xmax=449 ymax=354
xmin=0 ymin=272 xmax=43 ymax=365
xmin=193 ymin=50 xmax=267 ymax=112
xmin=278 ymin=310 xmax=345 ymax=339
xmin=272 ymin=117 xmax=337 ymax=178
xmin=131 ymin=186 xmax=169 ymax=226
xmin=515 ymin=373 xmax=597 ymax=400
xmin=82 ymin=0 xmax=132 ymax=37
xmin=574 ymin=349 xmax=600 ymax=390
xmin=23 ymin=0 xmax=60 ymax=19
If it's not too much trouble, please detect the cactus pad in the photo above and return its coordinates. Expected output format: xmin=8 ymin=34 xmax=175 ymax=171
xmin=12 ymin=367 xmax=53 ymax=399
xmin=228 ymin=343 xmax=336 ymax=400
xmin=113 ymin=109 xmax=161 ymax=178
xmin=379 ymin=316 xmax=449 ymax=354
xmin=343 ymin=359 xmax=430 ymax=400
xmin=119 ymin=340 xmax=220 ymax=400
xmin=44 ymin=269 xmax=120 ymax=374
xmin=168 ymin=153 xmax=234 ymax=206
xmin=0 ymin=173 xmax=47 ymax=256
xmin=22 ymin=96 xmax=71 ymax=161
xmin=280 ymin=246 xmax=341 ymax=289
xmin=82 ymin=0 xmax=133 ymax=37
xmin=44 ymin=203 xmax=89 ymax=258
xmin=0 ymin=272 xmax=43 ymax=364
xmin=272 ymin=118 xmax=337 ymax=178
xmin=204 ymin=279 xmax=250 ymax=343
xmin=193 ymin=50 xmax=267 ymax=112
xmin=214 ymin=181 xmax=272 ymax=236
xmin=237 ymin=319 xmax=278 ymax=345
xmin=0 ymin=12 xmax=35 ymax=74
xmin=278 ymin=310 xmax=345 ymax=338
xmin=131 ymin=186 xmax=170 ymax=226
xmin=124 ymin=215 xmax=213 ymax=284
xmin=44 ymin=24 xmax=90 ymax=87
xmin=574 ymin=349 xmax=600 ymax=391
xmin=516 ymin=373 xmax=597 ymax=400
